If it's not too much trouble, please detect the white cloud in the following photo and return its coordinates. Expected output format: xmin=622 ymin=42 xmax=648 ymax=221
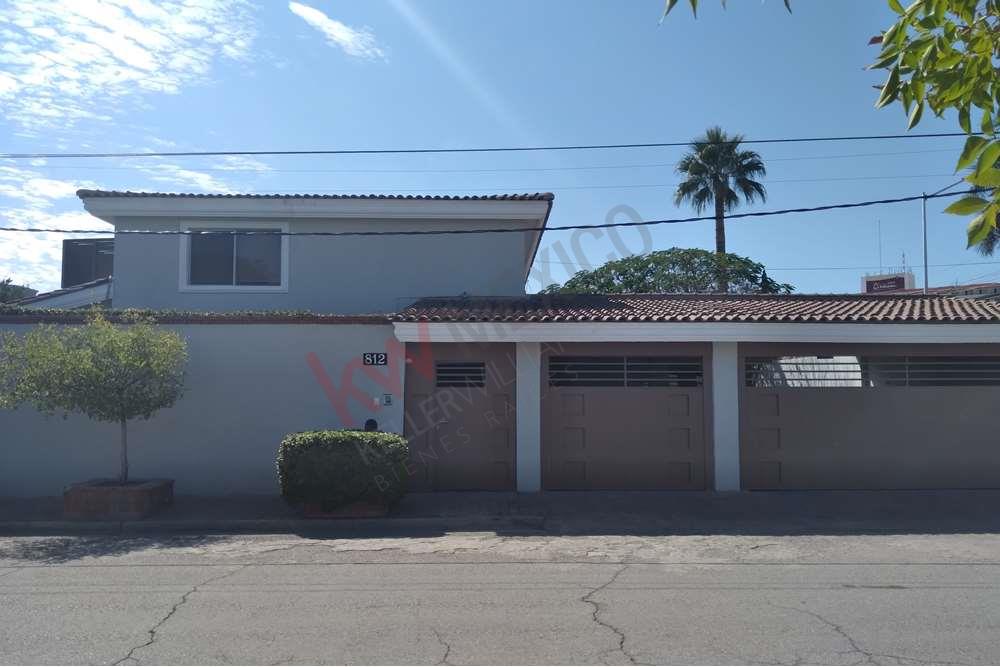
xmin=0 ymin=165 xmax=96 ymax=208
xmin=0 ymin=0 xmax=258 ymax=132
xmin=0 ymin=166 xmax=110 ymax=291
xmin=0 ymin=156 xmax=245 ymax=290
xmin=133 ymin=162 xmax=234 ymax=193
xmin=0 ymin=209 xmax=112 ymax=292
xmin=214 ymin=155 xmax=273 ymax=172
xmin=289 ymin=2 xmax=386 ymax=61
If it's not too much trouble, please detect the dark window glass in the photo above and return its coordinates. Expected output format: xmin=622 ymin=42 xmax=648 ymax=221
xmin=62 ymin=239 xmax=114 ymax=288
xmin=235 ymin=233 xmax=281 ymax=286
xmin=189 ymin=232 xmax=235 ymax=285
xmin=94 ymin=240 xmax=114 ymax=281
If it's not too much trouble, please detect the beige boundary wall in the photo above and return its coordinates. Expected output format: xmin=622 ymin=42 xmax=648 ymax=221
xmin=0 ymin=320 xmax=403 ymax=497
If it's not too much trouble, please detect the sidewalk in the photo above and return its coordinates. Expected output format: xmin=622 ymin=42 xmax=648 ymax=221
xmin=3 ymin=490 xmax=1000 ymax=536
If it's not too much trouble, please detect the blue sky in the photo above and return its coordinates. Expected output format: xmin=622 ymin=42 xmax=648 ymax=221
xmin=0 ymin=0 xmax=987 ymax=294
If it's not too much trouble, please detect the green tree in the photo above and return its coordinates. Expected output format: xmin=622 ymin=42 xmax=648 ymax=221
xmin=0 ymin=311 xmax=187 ymax=484
xmin=674 ymin=126 xmax=768 ymax=291
xmin=0 ymin=278 xmax=37 ymax=303
xmin=869 ymin=1 xmax=1000 ymax=249
xmin=663 ymin=1 xmax=1000 ymax=251
xmin=540 ymin=248 xmax=793 ymax=294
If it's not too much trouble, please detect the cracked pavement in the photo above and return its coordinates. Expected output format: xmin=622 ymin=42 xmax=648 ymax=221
xmin=1 ymin=531 xmax=1000 ymax=664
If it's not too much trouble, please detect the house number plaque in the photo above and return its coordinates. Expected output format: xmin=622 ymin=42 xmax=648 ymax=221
xmin=363 ymin=353 xmax=388 ymax=366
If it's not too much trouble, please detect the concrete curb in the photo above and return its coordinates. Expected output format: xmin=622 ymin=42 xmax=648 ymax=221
xmin=0 ymin=514 xmax=549 ymax=536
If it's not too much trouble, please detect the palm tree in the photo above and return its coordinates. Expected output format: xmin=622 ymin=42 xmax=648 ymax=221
xmin=674 ymin=126 xmax=767 ymax=291
xmin=976 ymin=226 xmax=999 ymax=257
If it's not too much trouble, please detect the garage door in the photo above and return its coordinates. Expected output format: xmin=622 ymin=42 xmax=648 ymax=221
xmin=543 ymin=344 xmax=708 ymax=490
xmin=404 ymin=343 xmax=515 ymax=491
xmin=741 ymin=344 xmax=1000 ymax=490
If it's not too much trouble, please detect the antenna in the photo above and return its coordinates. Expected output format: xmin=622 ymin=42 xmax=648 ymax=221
xmin=877 ymin=219 xmax=883 ymax=274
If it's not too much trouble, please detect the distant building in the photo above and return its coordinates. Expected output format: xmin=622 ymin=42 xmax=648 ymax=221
xmin=861 ymin=271 xmax=915 ymax=293
xmin=877 ymin=281 xmax=1000 ymax=300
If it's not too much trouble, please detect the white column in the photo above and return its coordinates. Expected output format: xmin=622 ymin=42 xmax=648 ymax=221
xmin=711 ymin=342 xmax=741 ymax=491
xmin=515 ymin=342 xmax=542 ymax=492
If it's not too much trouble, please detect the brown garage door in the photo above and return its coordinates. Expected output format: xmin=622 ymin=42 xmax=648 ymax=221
xmin=404 ymin=343 xmax=515 ymax=491
xmin=741 ymin=343 xmax=1000 ymax=490
xmin=543 ymin=343 xmax=708 ymax=490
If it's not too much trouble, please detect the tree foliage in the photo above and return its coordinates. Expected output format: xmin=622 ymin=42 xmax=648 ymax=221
xmin=0 ymin=311 xmax=187 ymax=483
xmin=541 ymin=248 xmax=793 ymax=295
xmin=663 ymin=2 xmax=1000 ymax=251
xmin=869 ymin=0 xmax=1000 ymax=248
xmin=0 ymin=278 xmax=37 ymax=304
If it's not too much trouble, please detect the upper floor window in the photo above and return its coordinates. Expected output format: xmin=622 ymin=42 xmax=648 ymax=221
xmin=180 ymin=223 xmax=288 ymax=291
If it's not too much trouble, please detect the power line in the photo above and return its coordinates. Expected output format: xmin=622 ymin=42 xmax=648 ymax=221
xmin=33 ymin=172 xmax=948 ymax=197
xmin=11 ymin=148 xmax=960 ymax=174
xmin=9 ymin=172 xmax=952 ymax=200
xmin=0 ymin=189 xmax=974 ymax=237
xmin=0 ymin=132 xmax=972 ymax=160
xmin=154 ymin=173 xmax=958 ymax=192
xmin=536 ymin=259 xmax=1000 ymax=272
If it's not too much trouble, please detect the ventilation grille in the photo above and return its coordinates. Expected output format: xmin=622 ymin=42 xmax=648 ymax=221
xmin=549 ymin=357 xmax=624 ymax=387
xmin=436 ymin=361 xmax=486 ymax=388
xmin=549 ymin=356 xmax=703 ymax=387
xmin=626 ymin=357 xmax=704 ymax=387
xmin=746 ymin=355 xmax=1000 ymax=388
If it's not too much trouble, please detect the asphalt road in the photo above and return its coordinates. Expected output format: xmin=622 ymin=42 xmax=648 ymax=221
xmin=1 ymin=531 xmax=999 ymax=665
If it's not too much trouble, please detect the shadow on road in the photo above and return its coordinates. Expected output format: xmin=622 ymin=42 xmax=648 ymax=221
xmin=6 ymin=490 xmax=1000 ymax=542
xmin=293 ymin=489 xmax=1000 ymax=539
xmin=0 ymin=534 xmax=229 ymax=563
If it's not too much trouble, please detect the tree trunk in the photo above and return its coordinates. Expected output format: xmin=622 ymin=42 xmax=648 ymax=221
xmin=119 ymin=418 xmax=129 ymax=485
xmin=714 ymin=190 xmax=728 ymax=292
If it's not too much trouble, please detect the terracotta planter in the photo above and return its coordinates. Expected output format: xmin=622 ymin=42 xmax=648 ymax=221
xmin=301 ymin=501 xmax=389 ymax=519
xmin=63 ymin=479 xmax=174 ymax=520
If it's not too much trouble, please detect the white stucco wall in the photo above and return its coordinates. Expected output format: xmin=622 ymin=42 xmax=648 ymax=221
xmin=0 ymin=323 xmax=404 ymax=497
xmin=111 ymin=216 xmax=534 ymax=313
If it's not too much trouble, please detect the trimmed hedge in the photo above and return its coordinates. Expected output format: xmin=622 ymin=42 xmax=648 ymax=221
xmin=0 ymin=305 xmax=389 ymax=325
xmin=276 ymin=430 xmax=409 ymax=510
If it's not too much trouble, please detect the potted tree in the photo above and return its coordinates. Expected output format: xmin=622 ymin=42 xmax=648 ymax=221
xmin=0 ymin=310 xmax=187 ymax=519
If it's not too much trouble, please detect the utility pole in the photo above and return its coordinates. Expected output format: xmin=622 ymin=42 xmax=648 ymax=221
xmin=922 ymin=193 xmax=928 ymax=295
xmin=922 ymin=180 xmax=966 ymax=295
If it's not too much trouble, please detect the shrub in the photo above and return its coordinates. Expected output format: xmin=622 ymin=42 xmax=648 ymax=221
xmin=276 ymin=430 xmax=409 ymax=510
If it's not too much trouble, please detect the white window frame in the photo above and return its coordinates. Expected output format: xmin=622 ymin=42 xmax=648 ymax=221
xmin=178 ymin=221 xmax=290 ymax=293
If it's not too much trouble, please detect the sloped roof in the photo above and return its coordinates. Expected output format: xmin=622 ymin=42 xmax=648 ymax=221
xmin=395 ymin=293 xmax=1000 ymax=324
xmin=11 ymin=276 xmax=112 ymax=306
xmin=77 ymin=190 xmax=554 ymax=201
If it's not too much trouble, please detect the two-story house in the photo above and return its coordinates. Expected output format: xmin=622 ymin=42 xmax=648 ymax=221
xmin=3 ymin=189 xmax=1000 ymax=498
xmin=77 ymin=189 xmax=553 ymax=312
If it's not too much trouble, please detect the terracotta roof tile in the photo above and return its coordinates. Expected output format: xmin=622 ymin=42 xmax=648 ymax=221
xmin=395 ymin=293 xmax=1000 ymax=324
xmin=76 ymin=189 xmax=554 ymax=201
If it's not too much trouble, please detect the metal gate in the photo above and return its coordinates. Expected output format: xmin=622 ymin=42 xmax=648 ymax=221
xmin=741 ymin=343 xmax=1000 ymax=490
xmin=542 ymin=343 xmax=709 ymax=490
xmin=404 ymin=342 xmax=516 ymax=491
